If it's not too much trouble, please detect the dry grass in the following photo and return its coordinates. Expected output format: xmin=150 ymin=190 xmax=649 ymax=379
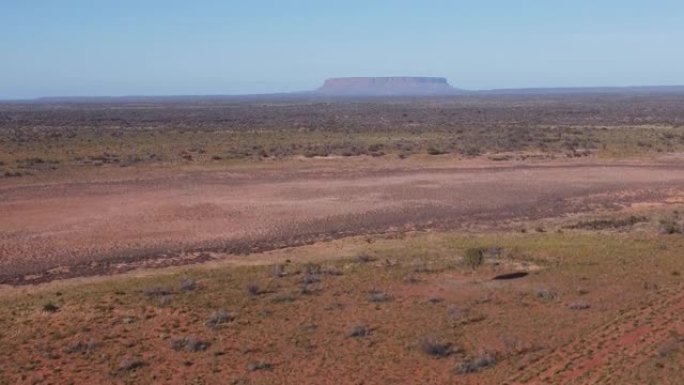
xmin=1 ymin=230 xmax=684 ymax=384
xmin=3 ymin=96 xmax=684 ymax=179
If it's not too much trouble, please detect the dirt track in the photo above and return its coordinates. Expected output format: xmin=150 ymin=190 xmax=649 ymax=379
xmin=2 ymin=159 xmax=684 ymax=284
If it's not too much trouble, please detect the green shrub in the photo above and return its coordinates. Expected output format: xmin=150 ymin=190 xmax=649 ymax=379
xmin=463 ymin=248 xmax=485 ymax=268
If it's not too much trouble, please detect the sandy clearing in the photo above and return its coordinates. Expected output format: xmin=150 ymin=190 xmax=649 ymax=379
xmin=1 ymin=159 xmax=684 ymax=283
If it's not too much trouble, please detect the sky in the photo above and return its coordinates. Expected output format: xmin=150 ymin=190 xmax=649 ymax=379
xmin=1 ymin=0 xmax=684 ymax=99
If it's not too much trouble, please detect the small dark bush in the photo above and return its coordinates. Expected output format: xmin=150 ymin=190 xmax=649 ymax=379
xmin=186 ymin=336 xmax=211 ymax=352
xmin=419 ymin=335 xmax=455 ymax=358
xmin=347 ymin=324 xmax=370 ymax=338
xmin=143 ymin=285 xmax=172 ymax=298
xmin=300 ymin=283 xmax=315 ymax=295
xmin=461 ymin=146 xmax=482 ymax=157
xmin=118 ymin=356 xmax=145 ymax=372
xmin=247 ymin=361 xmax=273 ymax=372
xmin=205 ymin=310 xmax=237 ymax=329
xmin=300 ymin=274 xmax=320 ymax=284
xmin=169 ymin=337 xmax=187 ymax=351
xmin=179 ymin=278 xmax=197 ymax=292
xmin=246 ymin=282 xmax=262 ymax=296
xmin=303 ymin=263 xmax=322 ymax=275
xmin=169 ymin=336 xmax=211 ymax=352
xmin=427 ymin=147 xmax=448 ymax=155
xmin=42 ymin=302 xmax=59 ymax=313
xmin=660 ymin=218 xmax=682 ymax=234
xmin=63 ymin=340 xmax=99 ymax=355
xmin=463 ymin=248 xmax=485 ymax=268
xmin=3 ymin=171 xmax=24 ymax=178
xmin=658 ymin=337 xmax=684 ymax=357
xmin=567 ymin=301 xmax=590 ymax=310
xmin=454 ymin=352 xmax=497 ymax=374
xmin=535 ymin=288 xmax=558 ymax=301
xmin=367 ymin=290 xmax=392 ymax=303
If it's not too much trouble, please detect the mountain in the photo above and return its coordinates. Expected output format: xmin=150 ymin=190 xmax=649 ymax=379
xmin=316 ymin=77 xmax=462 ymax=96
xmin=8 ymin=80 xmax=684 ymax=104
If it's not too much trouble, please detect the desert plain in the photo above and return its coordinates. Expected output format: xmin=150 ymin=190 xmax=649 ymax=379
xmin=2 ymin=94 xmax=684 ymax=384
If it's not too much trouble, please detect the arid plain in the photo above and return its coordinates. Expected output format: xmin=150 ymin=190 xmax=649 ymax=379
xmin=2 ymin=95 xmax=684 ymax=384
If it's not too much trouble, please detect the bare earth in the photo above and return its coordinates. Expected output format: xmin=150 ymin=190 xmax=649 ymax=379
xmin=2 ymin=157 xmax=684 ymax=284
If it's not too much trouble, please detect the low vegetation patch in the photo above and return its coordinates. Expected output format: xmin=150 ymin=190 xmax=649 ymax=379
xmin=367 ymin=290 xmax=392 ymax=303
xmin=660 ymin=217 xmax=682 ymax=234
xmin=567 ymin=301 xmax=591 ymax=310
xmin=179 ymin=278 xmax=197 ymax=292
xmin=118 ymin=356 xmax=145 ymax=372
xmin=419 ymin=335 xmax=456 ymax=358
xmin=63 ymin=340 xmax=99 ymax=355
xmin=42 ymin=302 xmax=59 ymax=313
xmin=246 ymin=282 xmax=263 ymax=296
xmin=535 ymin=288 xmax=558 ymax=301
xmin=169 ymin=336 xmax=211 ymax=352
xmin=4 ymin=97 xmax=684 ymax=177
xmin=347 ymin=324 xmax=370 ymax=338
xmin=143 ymin=285 xmax=172 ymax=298
xmin=454 ymin=352 xmax=497 ymax=374
xmin=205 ymin=310 xmax=237 ymax=329
xmin=3 ymin=231 xmax=684 ymax=383
xmin=565 ymin=215 xmax=648 ymax=230
xmin=247 ymin=361 xmax=273 ymax=372
xmin=463 ymin=247 xmax=485 ymax=268
xmin=658 ymin=337 xmax=684 ymax=357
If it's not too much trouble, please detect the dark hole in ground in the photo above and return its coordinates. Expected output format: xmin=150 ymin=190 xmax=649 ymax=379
xmin=492 ymin=272 xmax=528 ymax=280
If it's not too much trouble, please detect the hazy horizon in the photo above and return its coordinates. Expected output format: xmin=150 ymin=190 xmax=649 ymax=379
xmin=9 ymin=82 xmax=684 ymax=102
xmin=3 ymin=0 xmax=684 ymax=99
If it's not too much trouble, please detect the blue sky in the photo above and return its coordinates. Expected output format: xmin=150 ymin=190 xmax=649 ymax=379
xmin=2 ymin=0 xmax=683 ymax=98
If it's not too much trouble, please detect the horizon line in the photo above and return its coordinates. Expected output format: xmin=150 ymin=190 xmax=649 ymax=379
xmin=3 ymin=83 xmax=684 ymax=102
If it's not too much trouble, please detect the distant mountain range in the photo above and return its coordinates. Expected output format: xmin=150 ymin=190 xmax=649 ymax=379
xmin=6 ymin=77 xmax=684 ymax=103
xmin=313 ymin=77 xmax=684 ymax=96
xmin=316 ymin=77 xmax=463 ymax=96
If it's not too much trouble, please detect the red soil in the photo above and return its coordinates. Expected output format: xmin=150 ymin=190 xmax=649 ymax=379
xmin=2 ymin=159 xmax=684 ymax=284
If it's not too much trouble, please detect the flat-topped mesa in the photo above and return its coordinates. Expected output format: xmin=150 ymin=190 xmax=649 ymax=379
xmin=317 ymin=77 xmax=460 ymax=96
